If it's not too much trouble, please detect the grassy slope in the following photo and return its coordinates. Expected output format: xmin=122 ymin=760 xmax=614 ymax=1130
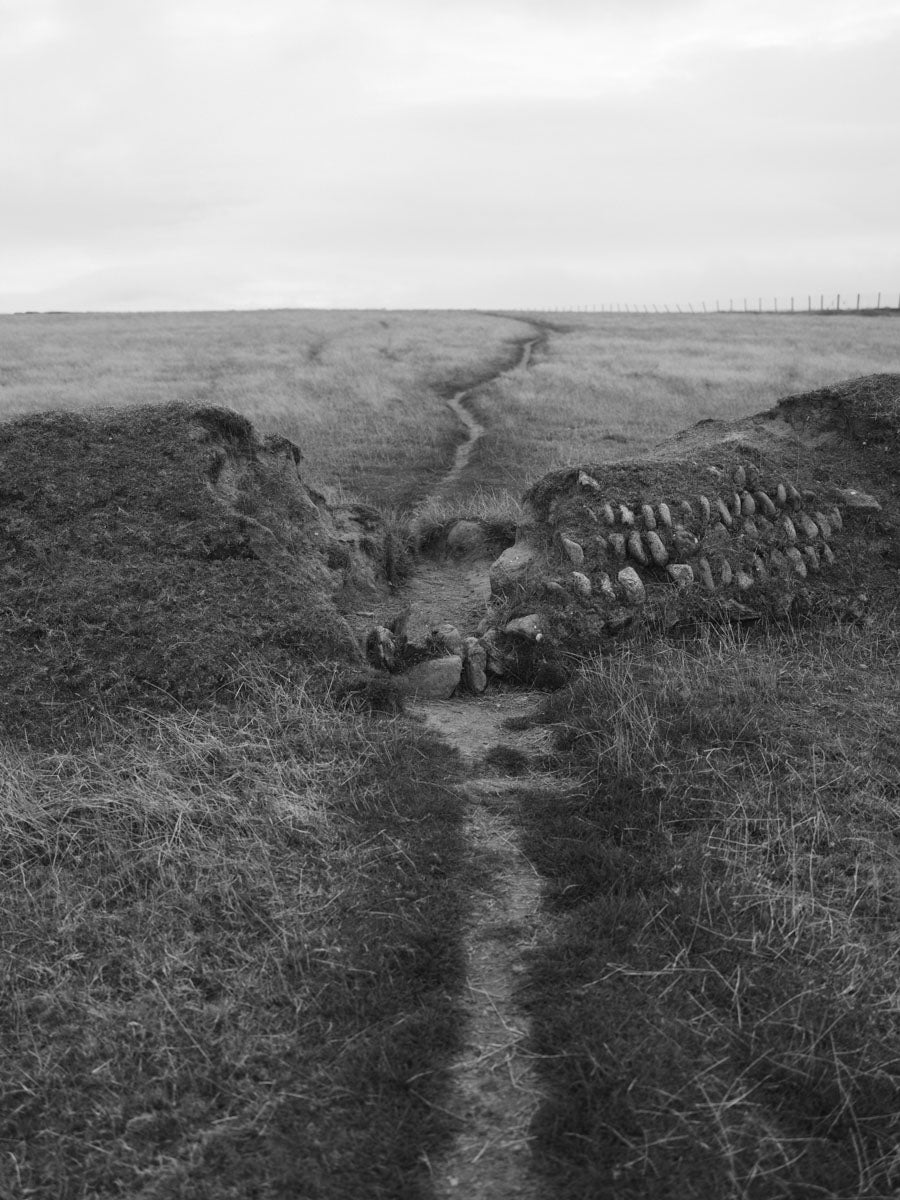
xmin=469 ymin=314 xmax=900 ymax=494
xmin=0 ymin=309 xmax=532 ymax=508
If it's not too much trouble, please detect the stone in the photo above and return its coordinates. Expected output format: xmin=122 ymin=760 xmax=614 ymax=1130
xmin=482 ymin=629 xmax=513 ymax=676
xmin=601 ymin=502 xmax=616 ymax=525
xmin=786 ymin=482 xmax=802 ymax=506
xmin=741 ymin=491 xmax=756 ymax=517
xmin=667 ymin=563 xmax=694 ymax=587
xmin=720 ymin=561 xmax=733 ymax=586
xmin=446 ymin=520 xmax=487 ymax=556
xmin=592 ymin=533 xmax=609 ymax=555
xmin=578 ymin=470 xmax=601 ymax=492
xmin=746 ymin=464 xmax=760 ymax=488
xmin=697 ymin=557 xmax=716 ymax=592
xmin=398 ymin=655 xmax=462 ymax=700
xmin=755 ymin=490 xmax=777 ymax=517
xmin=699 ymin=495 xmax=711 ymax=525
xmin=657 ymin=502 xmax=673 ymax=529
xmin=598 ymin=572 xmax=617 ymax=601
xmin=430 ymin=621 xmax=464 ymax=656
xmin=780 ymin=516 xmax=797 ymax=543
xmin=641 ymin=503 xmax=657 ymax=529
xmin=821 ymin=543 xmax=835 ymax=566
xmin=730 ymin=492 xmax=742 ymax=518
xmin=504 ymin=613 xmax=543 ymax=641
xmin=365 ymin=625 xmax=396 ymax=670
xmin=735 ymin=569 xmax=754 ymax=591
xmin=572 ymin=570 xmax=592 ymax=598
xmin=608 ymin=532 xmax=626 ymax=558
xmin=785 ymin=547 xmax=807 ymax=577
xmin=605 ymin=606 xmax=634 ymax=633
xmin=490 ymin=542 xmax=536 ymax=593
xmin=802 ymin=545 xmax=820 ymax=572
xmin=775 ymin=483 xmax=788 ymax=507
xmin=619 ymin=504 xmax=636 ymax=527
xmin=561 ymin=535 xmax=585 ymax=565
xmin=835 ymin=488 xmax=881 ymax=512
xmin=679 ymin=500 xmax=694 ymax=524
xmin=751 ymin=554 xmax=767 ymax=578
xmin=462 ymin=637 xmax=487 ymax=694
xmin=742 ymin=517 xmax=760 ymax=540
xmin=769 ymin=548 xmax=789 ymax=575
xmin=645 ymin=530 xmax=669 ymax=567
xmin=542 ymin=579 xmax=568 ymax=600
xmin=797 ymin=512 xmax=819 ymax=541
xmin=733 ymin=464 xmax=746 ymax=489
xmin=828 ymin=506 xmax=844 ymax=531
xmin=814 ymin=512 xmax=832 ymax=540
xmin=627 ymin=530 xmax=648 ymax=565
xmin=716 ymin=498 xmax=733 ymax=527
xmin=617 ymin=566 xmax=646 ymax=606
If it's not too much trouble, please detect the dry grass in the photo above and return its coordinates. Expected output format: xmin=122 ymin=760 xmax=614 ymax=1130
xmin=469 ymin=314 xmax=900 ymax=492
xmin=520 ymin=614 xmax=900 ymax=1198
xmin=0 ymin=309 xmax=531 ymax=507
xmin=0 ymin=669 xmax=468 ymax=1197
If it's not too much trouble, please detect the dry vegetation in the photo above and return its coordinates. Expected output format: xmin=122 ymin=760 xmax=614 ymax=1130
xmin=2 ymin=309 xmax=899 ymax=1197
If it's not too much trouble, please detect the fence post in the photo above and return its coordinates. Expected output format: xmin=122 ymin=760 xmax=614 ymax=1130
xmin=774 ymin=298 xmax=778 ymax=312
xmin=743 ymin=298 xmax=747 ymax=312
xmin=820 ymin=294 xmax=824 ymax=312
xmin=877 ymin=292 xmax=881 ymax=309
xmin=856 ymin=293 xmax=860 ymax=311
xmin=808 ymin=295 xmax=811 ymax=312
xmin=729 ymin=299 xmax=733 ymax=312
xmin=837 ymin=294 xmax=840 ymax=311
xmin=702 ymin=301 xmax=707 ymax=313
xmin=791 ymin=296 xmax=794 ymax=312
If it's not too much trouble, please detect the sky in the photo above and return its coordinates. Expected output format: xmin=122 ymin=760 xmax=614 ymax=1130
xmin=1 ymin=0 xmax=899 ymax=312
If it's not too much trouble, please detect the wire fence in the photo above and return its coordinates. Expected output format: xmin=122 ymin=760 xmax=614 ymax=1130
xmin=523 ymin=292 xmax=900 ymax=315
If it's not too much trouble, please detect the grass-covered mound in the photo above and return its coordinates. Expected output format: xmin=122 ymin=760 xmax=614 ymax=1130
xmin=0 ymin=403 xmax=378 ymax=740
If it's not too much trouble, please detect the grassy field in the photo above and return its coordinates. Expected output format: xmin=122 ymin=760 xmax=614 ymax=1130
xmin=2 ymin=309 xmax=899 ymax=1196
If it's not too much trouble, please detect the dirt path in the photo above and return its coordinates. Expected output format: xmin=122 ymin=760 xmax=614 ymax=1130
xmin=397 ymin=324 xmax=555 ymax=1197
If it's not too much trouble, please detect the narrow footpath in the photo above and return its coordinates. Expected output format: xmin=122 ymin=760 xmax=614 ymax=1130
xmin=398 ymin=326 xmax=558 ymax=1199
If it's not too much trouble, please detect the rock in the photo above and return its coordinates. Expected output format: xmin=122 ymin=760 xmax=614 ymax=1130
xmin=490 ymin=542 xmax=536 ymax=593
xmin=780 ymin=516 xmax=798 ymax=543
xmin=398 ymin=656 xmax=462 ymax=700
xmin=462 ymin=637 xmax=487 ymax=694
xmin=747 ymin=464 xmax=760 ymax=488
xmin=617 ymin=566 xmax=646 ymax=606
xmin=578 ymin=470 xmax=601 ymax=492
xmin=619 ymin=504 xmax=636 ymax=527
xmin=699 ymin=495 xmax=711 ymax=525
xmin=776 ymin=483 xmax=788 ymax=507
xmin=697 ymin=557 xmax=716 ymax=592
xmin=605 ymin=606 xmax=634 ymax=633
xmin=365 ymin=625 xmax=396 ymax=670
xmin=627 ymin=530 xmax=648 ymax=565
xmin=667 ymin=563 xmax=694 ymax=587
xmin=592 ymin=533 xmax=609 ymax=555
xmin=504 ymin=613 xmax=543 ymax=641
xmin=769 ymin=548 xmax=789 ymax=575
xmin=742 ymin=517 xmax=760 ymax=540
xmin=716 ymin=498 xmax=733 ymax=528
xmin=740 ymin=491 xmax=756 ymax=517
xmin=797 ymin=512 xmax=819 ymax=541
xmin=803 ymin=545 xmax=820 ymax=572
xmin=821 ymin=542 xmax=835 ymax=565
xmin=430 ymin=621 xmax=465 ymax=656
xmin=730 ymin=492 xmax=742 ymax=518
xmin=813 ymin=512 xmax=832 ymax=540
xmin=735 ymin=569 xmax=754 ymax=591
xmin=836 ymin=488 xmax=881 ymax=512
xmin=733 ymin=464 xmax=746 ymax=489
xmin=679 ymin=500 xmax=694 ymax=524
xmin=785 ymin=547 xmax=807 ymax=577
xmin=561 ymin=535 xmax=584 ymax=565
xmin=571 ymin=570 xmax=592 ymax=598
xmin=786 ymin=483 xmax=802 ymax=507
xmin=720 ymin=561 xmax=733 ymax=586
xmin=828 ymin=506 xmax=844 ymax=531
xmin=608 ymin=532 xmax=626 ymax=558
xmin=641 ymin=503 xmax=656 ymax=529
xmin=755 ymin=490 xmax=777 ymax=517
xmin=542 ymin=579 xmax=568 ymax=601
xmin=598 ymin=572 xmax=617 ymax=601
xmin=657 ymin=502 xmax=673 ymax=529
xmin=446 ymin=519 xmax=488 ymax=556
xmin=645 ymin=530 xmax=669 ymax=567
xmin=601 ymin=502 xmax=616 ymax=525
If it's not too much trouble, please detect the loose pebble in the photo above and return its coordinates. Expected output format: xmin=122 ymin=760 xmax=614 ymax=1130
xmin=645 ymin=530 xmax=669 ymax=567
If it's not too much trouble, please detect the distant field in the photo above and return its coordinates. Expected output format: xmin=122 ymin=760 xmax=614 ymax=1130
xmin=2 ymin=309 xmax=897 ymax=509
xmin=470 ymin=312 xmax=900 ymax=493
xmin=0 ymin=309 xmax=529 ymax=508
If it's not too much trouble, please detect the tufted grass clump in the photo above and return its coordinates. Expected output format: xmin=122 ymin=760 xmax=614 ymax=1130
xmin=520 ymin=613 xmax=900 ymax=1198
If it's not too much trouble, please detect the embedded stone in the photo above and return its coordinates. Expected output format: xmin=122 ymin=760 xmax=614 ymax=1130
xmin=785 ymin=547 xmax=807 ymax=577
xmin=446 ymin=520 xmax=487 ymax=556
xmin=641 ymin=503 xmax=657 ymax=530
xmin=836 ymin=488 xmax=881 ymax=511
xmin=627 ymin=530 xmax=648 ymax=565
xmin=608 ymin=532 xmax=626 ymax=558
xmin=430 ymin=621 xmax=465 ymax=656
xmin=601 ymin=502 xmax=616 ymax=525
xmin=769 ymin=548 xmax=789 ymax=575
xmin=592 ymin=533 xmax=609 ymax=555
xmin=482 ymin=629 xmax=514 ymax=677
xmin=365 ymin=626 xmax=396 ymax=671
xmin=740 ymin=491 xmax=756 ymax=517
xmin=828 ymin=506 xmax=844 ymax=531
xmin=672 ymin=527 xmax=699 ymax=558
xmin=797 ymin=512 xmax=819 ymax=541
xmin=679 ymin=500 xmax=694 ymax=524
xmin=398 ymin=655 xmax=462 ymax=700
xmin=699 ymin=495 xmax=711 ymax=525
xmin=504 ymin=614 xmax=543 ymax=641
xmin=697 ymin=557 xmax=716 ymax=592
xmin=746 ymin=464 xmax=760 ymax=488
xmin=821 ymin=543 xmax=835 ymax=565
xmin=617 ymin=566 xmax=646 ymax=606
xmin=572 ymin=571 xmax=592 ymax=598
xmin=462 ymin=637 xmax=488 ymax=694
xmin=802 ymin=546 xmax=820 ymax=572
xmin=667 ymin=563 xmax=694 ymax=587
xmin=605 ymin=607 xmax=634 ymax=634
xmin=755 ymin=490 xmax=777 ymax=517
xmin=814 ymin=512 xmax=832 ymax=540
xmin=490 ymin=542 xmax=537 ymax=593
xmin=716 ymin=498 xmax=733 ymax=528
xmin=657 ymin=502 xmax=673 ymax=529
xmin=735 ymin=569 xmax=754 ymax=592
xmin=578 ymin=470 xmax=601 ymax=492
xmin=786 ymin=483 xmax=802 ymax=506
xmin=780 ymin=516 xmax=798 ymax=542
xmin=776 ymin=483 xmax=788 ymax=507
xmin=730 ymin=492 xmax=742 ymax=518
xmin=645 ymin=530 xmax=669 ymax=567
xmin=619 ymin=504 xmax=636 ymax=527
xmin=598 ymin=572 xmax=617 ymax=601
xmin=720 ymin=561 xmax=733 ymax=586
xmin=742 ymin=517 xmax=759 ymax=540
xmin=732 ymin=465 xmax=746 ymax=489
xmin=561 ymin=535 xmax=585 ymax=565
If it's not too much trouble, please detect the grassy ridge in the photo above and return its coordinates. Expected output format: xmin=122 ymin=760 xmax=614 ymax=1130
xmin=469 ymin=314 xmax=900 ymax=494
xmin=0 ymin=309 xmax=532 ymax=508
xmin=1 ymin=674 xmax=467 ymax=1198
xmin=519 ymin=617 xmax=900 ymax=1198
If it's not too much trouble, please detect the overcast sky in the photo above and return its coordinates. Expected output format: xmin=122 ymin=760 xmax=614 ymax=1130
xmin=1 ymin=0 xmax=898 ymax=312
